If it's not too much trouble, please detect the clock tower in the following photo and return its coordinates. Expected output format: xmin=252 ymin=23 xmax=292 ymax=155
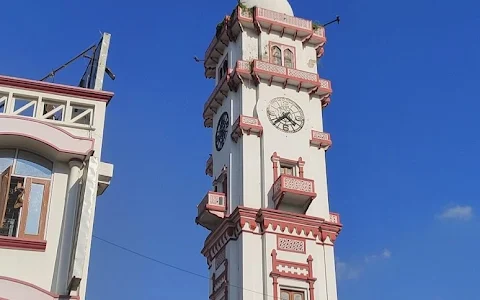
xmin=196 ymin=1 xmax=342 ymax=300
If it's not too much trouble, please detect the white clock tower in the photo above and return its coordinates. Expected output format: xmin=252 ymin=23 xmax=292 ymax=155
xmin=196 ymin=1 xmax=342 ymax=300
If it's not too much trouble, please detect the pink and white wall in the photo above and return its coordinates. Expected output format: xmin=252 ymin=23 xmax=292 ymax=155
xmin=0 ymin=75 xmax=114 ymax=300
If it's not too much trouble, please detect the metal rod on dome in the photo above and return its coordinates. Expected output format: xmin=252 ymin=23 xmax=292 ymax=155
xmin=323 ymin=15 xmax=340 ymax=27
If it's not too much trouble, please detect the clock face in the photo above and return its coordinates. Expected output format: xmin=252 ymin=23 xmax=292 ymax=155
xmin=266 ymin=97 xmax=305 ymax=133
xmin=215 ymin=112 xmax=229 ymax=151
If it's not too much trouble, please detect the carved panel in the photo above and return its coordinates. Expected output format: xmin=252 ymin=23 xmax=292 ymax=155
xmin=277 ymin=235 xmax=306 ymax=253
xmin=283 ymin=177 xmax=314 ymax=193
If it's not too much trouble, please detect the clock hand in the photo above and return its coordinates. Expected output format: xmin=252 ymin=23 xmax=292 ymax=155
xmin=274 ymin=113 xmax=288 ymax=125
xmin=285 ymin=114 xmax=297 ymax=126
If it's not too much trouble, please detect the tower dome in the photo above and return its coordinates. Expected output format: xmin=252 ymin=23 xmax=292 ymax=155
xmin=240 ymin=0 xmax=294 ymax=16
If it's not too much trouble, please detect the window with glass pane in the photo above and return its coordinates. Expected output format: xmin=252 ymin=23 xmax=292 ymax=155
xmin=14 ymin=150 xmax=53 ymax=179
xmin=280 ymin=164 xmax=294 ymax=176
xmin=0 ymin=94 xmax=7 ymax=113
xmin=284 ymin=49 xmax=294 ymax=68
xmin=280 ymin=289 xmax=304 ymax=300
xmin=24 ymin=183 xmax=44 ymax=235
xmin=0 ymin=149 xmax=15 ymax=173
xmin=272 ymin=46 xmax=283 ymax=66
xmin=0 ymin=149 xmax=52 ymax=241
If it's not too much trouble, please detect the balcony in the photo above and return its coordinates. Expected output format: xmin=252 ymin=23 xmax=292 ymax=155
xmin=229 ymin=6 xmax=255 ymax=39
xmin=328 ymin=212 xmax=341 ymax=224
xmin=231 ymin=115 xmax=263 ymax=142
xmin=0 ymin=75 xmax=112 ymax=130
xmin=206 ymin=155 xmax=213 ymax=177
xmin=272 ymin=175 xmax=316 ymax=213
xmin=310 ymin=130 xmax=332 ymax=150
xmin=229 ymin=6 xmax=318 ymax=43
xmin=305 ymin=26 xmax=327 ymax=57
xmin=230 ymin=60 xmax=253 ymax=89
xmin=203 ymin=71 xmax=232 ymax=128
xmin=205 ymin=5 xmax=328 ymax=78
xmin=196 ymin=192 xmax=227 ymax=231
xmin=251 ymin=60 xmax=332 ymax=99
xmin=255 ymin=7 xmax=312 ymax=39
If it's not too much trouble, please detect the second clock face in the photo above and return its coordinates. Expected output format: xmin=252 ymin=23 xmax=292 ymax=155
xmin=266 ymin=97 xmax=305 ymax=133
xmin=215 ymin=112 xmax=229 ymax=151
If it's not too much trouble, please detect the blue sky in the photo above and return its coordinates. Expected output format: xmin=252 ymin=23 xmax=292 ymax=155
xmin=1 ymin=0 xmax=479 ymax=299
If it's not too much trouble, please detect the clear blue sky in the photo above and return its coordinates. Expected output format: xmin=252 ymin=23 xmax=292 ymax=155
xmin=1 ymin=0 xmax=479 ymax=299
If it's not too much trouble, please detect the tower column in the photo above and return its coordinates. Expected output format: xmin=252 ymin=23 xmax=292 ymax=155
xmin=54 ymin=158 xmax=83 ymax=294
xmin=197 ymin=2 xmax=341 ymax=300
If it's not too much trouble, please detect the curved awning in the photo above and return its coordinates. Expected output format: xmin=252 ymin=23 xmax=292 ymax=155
xmin=0 ymin=115 xmax=94 ymax=161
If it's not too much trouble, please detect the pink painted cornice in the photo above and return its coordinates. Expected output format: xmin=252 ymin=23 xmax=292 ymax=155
xmin=0 ymin=74 xmax=114 ymax=104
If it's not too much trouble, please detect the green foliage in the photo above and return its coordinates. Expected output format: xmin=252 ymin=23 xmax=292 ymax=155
xmin=216 ymin=20 xmax=225 ymax=37
xmin=237 ymin=0 xmax=248 ymax=10
xmin=237 ymin=0 xmax=254 ymax=13
xmin=312 ymin=22 xmax=322 ymax=30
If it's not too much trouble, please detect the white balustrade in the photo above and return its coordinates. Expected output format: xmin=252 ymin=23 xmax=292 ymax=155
xmin=256 ymin=7 xmax=312 ymax=30
xmin=0 ymin=89 xmax=96 ymax=129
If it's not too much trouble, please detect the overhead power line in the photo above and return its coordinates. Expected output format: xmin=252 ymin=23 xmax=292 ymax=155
xmin=92 ymin=235 xmax=275 ymax=298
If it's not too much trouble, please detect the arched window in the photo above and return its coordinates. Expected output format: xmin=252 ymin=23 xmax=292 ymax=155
xmin=0 ymin=149 xmax=52 ymax=241
xmin=272 ymin=46 xmax=283 ymax=66
xmin=284 ymin=49 xmax=294 ymax=68
xmin=271 ymin=44 xmax=296 ymax=68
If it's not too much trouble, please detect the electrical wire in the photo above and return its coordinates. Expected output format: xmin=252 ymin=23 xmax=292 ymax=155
xmin=92 ymin=235 xmax=276 ymax=299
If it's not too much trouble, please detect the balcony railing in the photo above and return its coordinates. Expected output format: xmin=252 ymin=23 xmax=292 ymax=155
xmin=229 ymin=60 xmax=253 ymax=91
xmin=205 ymin=155 xmax=213 ymax=177
xmin=255 ymin=7 xmax=312 ymax=38
xmin=310 ymin=130 xmax=332 ymax=150
xmin=272 ymin=175 xmax=316 ymax=213
xmin=231 ymin=115 xmax=263 ymax=142
xmin=204 ymin=5 xmax=327 ymax=78
xmin=196 ymin=191 xmax=227 ymax=231
xmin=202 ymin=59 xmax=332 ymax=128
xmin=252 ymin=60 xmax=332 ymax=97
xmin=328 ymin=213 xmax=341 ymax=224
xmin=0 ymin=75 xmax=113 ymax=131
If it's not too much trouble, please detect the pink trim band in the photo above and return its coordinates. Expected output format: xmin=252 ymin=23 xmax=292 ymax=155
xmin=0 ymin=236 xmax=47 ymax=251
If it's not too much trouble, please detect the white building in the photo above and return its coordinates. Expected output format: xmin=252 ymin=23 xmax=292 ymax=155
xmin=196 ymin=1 xmax=342 ymax=300
xmin=0 ymin=34 xmax=114 ymax=300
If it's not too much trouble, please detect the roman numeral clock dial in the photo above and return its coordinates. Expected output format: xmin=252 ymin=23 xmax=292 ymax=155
xmin=267 ymin=97 xmax=305 ymax=133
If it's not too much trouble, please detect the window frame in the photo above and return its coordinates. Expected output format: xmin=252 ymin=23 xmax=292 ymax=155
xmin=213 ymin=166 xmax=229 ymax=214
xmin=17 ymin=177 xmax=51 ymax=241
xmin=280 ymin=288 xmax=305 ymax=300
xmin=0 ymin=149 xmax=53 ymax=250
xmin=280 ymin=163 xmax=296 ymax=176
xmin=269 ymin=42 xmax=296 ymax=68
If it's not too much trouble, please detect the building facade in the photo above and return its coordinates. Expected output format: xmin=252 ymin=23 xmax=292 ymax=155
xmin=196 ymin=1 xmax=342 ymax=300
xmin=0 ymin=51 xmax=114 ymax=298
